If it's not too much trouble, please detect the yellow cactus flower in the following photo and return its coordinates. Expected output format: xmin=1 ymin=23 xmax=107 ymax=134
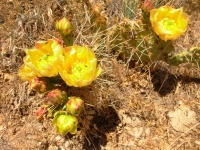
xmin=59 ymin=45 xmax=102 ymax=87
xmin=18 ymin=39 xmax=63 ymax=81
xmin=150 ymin=6 xmax=189 ymax=41
xmin=18 ymin=64 xmax=37 ymax=81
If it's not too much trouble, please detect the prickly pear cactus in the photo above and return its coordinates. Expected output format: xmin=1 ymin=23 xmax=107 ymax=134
xmin=166 ymin=47 xmax=200 ymax=67
xmin=87 ymin=1 xmax=199 ymax=68
xmin=131 ymin=26 xmax=175 ymax=63
xmin=107 ymin=21 xmax=135 ymax=58
xmin=108 ymin=19 xmax=175 ymax=63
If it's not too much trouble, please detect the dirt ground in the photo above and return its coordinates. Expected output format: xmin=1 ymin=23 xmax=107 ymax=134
xmin=0 ymin=0 xmax=200 ymax=149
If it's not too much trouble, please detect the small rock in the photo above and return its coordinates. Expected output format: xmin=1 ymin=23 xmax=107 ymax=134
xmin=126 ymin=126 xmax=144 ymax=138
xmin=117 ymin=129 xmax=123 ymax=134
xmin=145 ymin=128 xmax=150 ymax=137
xmin=8 ymin=121 xmax=12 ymax=126
xmin=118 ymin=123 xmax=123 ymax=127
xmin=64 ymin=141 xmax=71 ymax=148
xmin=55 ymin=135 xmax=65 ymax=142
xmin=195 ymin=140 xmax=200 ymax=145
xmin=0 ymin=125 xmax=5 ymax=131
xmin=140 ymin=89 xmax=146 ymax=94
xmin=48 ymin=145 xmax=58 ymax=150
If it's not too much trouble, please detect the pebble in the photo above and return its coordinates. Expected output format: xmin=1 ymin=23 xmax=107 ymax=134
xmin=55 ymin=135 xmax=65 ymax=142
xmin=64 ymin=141 xmax=71 ymax=148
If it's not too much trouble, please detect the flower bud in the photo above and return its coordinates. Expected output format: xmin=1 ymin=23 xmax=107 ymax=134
xmin=36 ymin=106 xmax=47 ymax=120
xmin=53 ymin=38 xmax=63 ymax=45
xmin=66 ymin=97 xmax=84 ymax=116
xmin=53 ymin=113 xmax=78 ymax=134
xmin=56 ymin=17 xmax=73 ymax=37
xmin=29 ymin=77 xmax=47 ymax=93
xmin=142 ymin=0 xmax=154 ymax=13
xmin=47 ymin=89 xmax=67 ymax=105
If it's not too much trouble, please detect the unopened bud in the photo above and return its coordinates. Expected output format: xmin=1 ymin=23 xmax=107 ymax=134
xmin=47 ymin=89 xmax=67 ymax=105
xmin=36 ymin=106 xmax=47 ymax=120
xmin=66 ymin=97 xmax=84 ymax=116
xmin=53 ymin=113 xmax=78 ymax=134
xmin=142 ymin=0 xmax=154 ymax=13
xmin=56 ymin=17 xmax=73 ymax=37
xmin=53 ymin=38 xmax=63 ymax=45
xmin=29 ymin=77 xmax=47 ymax=93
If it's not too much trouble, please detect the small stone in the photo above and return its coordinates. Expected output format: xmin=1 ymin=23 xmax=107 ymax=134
xmin=48 ymin=145 xmax=58 ymax=150
xmin=118 ymin=123 xmax=123 ymax=127
xmin=64 ymin=141 xmax=71 ymax=148
xmin=140 ymin=89 xmax=146 ymax=94
xmin=145 ymin=128 xmax=151 ymax=137
xmin=8 ymin=121 xmax=12 ymax=126
xmin=0 ymin=125 xmax=5 ymax=131
xmin=195 ymin=140 xmax=200 ymax=145
xmin=117 ymin=129 xmax=123 ymax=134
xmin=55 ymin=135 xmax=65 ymax=142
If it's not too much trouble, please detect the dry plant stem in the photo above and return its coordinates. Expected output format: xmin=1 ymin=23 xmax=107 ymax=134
xmin=168 ymin=122 xmax=200 ymax=150
xmin=14 ymin=83 xmax=26 ymax=110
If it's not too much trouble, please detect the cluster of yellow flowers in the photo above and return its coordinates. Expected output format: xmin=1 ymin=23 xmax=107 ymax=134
xmin=18 ymin=17 xmax=102 ymax=134
xmin=18 ymin=39 xmax=102 ymax=87
xmin=150 ymin=6 xmax=189 ymax=41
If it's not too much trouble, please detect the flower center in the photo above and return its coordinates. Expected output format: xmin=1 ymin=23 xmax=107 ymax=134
xmin=40 ymin=54 xmax=50 ymax=60
xmin=71 ymin=63 xmax=88 ymax=79
xmin=37 ymin=54 xmax=54 ymax=70
xmin=160 ymin=18 xmax=177 ymax=31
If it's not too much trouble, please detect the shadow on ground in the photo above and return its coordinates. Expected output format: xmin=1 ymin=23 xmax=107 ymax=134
xmin=151 ymin=67 xmax=200 ymax=96
xmin=151 ymin=69 xmax=178 ymax=96
xmin=82 ymin=106 xmax=120 ymax=150
xmin=179 ymin=75 xmax=200 ymax=84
